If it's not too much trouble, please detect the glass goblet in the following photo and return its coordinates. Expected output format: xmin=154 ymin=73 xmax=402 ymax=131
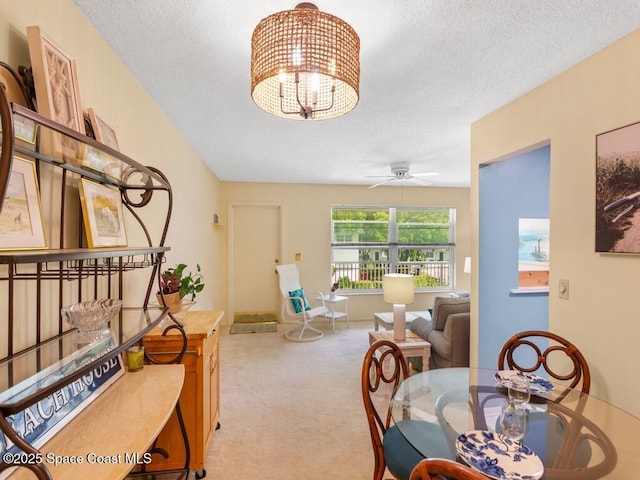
xmin=500 ymin=401 xmax=529 ymax=441
xmin=508 ymin=373 xmax=531 ymax=405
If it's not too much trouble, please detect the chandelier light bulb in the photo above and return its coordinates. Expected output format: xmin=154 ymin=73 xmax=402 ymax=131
xmin=292 ymin=47 xmax=302 ymax=66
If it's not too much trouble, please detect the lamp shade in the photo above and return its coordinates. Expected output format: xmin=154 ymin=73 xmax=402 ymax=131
xmin=383 ymin=274 xmax=415 ymax=305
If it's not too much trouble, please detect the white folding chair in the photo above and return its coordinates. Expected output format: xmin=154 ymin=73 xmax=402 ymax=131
xmin=276 ymin=264 xmax=328 ymax=342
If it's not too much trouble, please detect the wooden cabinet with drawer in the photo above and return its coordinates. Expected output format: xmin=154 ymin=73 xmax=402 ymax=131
xmin=143 ymin=310 xmax=223 ymax=476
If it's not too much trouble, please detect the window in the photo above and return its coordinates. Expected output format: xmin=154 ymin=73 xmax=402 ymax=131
xmin=331 ymin=206 xmax=456 ymax=292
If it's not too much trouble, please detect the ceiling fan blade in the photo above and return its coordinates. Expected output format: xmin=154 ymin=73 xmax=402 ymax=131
xmin=368 ymin=178 xmax=395 ymax=189
xmin=365 ymin=163 xmax=439 ymax=188
xmin=406 ymin=176 xmax=433 ymax=186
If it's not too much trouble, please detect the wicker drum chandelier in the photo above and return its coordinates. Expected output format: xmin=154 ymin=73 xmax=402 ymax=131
xmin=251 ymin=3 xmax=360 ymax=120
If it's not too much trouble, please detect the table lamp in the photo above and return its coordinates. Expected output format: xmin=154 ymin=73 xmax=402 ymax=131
xmin=383 ymin=273 xmax=415 ymax=341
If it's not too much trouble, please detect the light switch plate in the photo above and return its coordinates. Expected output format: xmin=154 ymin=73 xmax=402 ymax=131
xmin=559 ymin=279 xmax=569 ymax=299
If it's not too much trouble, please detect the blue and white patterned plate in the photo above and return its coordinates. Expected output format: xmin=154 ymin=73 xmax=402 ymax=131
xmin=456 ymin=430 xmax=544 ymax=480
xmin=495 ymin=370 xmax=554 ymax=395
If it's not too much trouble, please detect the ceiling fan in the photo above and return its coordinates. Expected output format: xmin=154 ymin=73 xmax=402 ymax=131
xmin=366 ymin=162 xmax=439 ymax=189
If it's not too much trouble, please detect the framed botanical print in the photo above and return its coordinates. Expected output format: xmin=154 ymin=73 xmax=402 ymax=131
xmin=0 ymin=156 xmax=46 ymax=250
xmin=78 ymin=178 xmax=127 ymax=248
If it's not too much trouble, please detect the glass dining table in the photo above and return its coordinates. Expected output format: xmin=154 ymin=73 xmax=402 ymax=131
xmin=390 ymin=367 xmax=640 ymax=479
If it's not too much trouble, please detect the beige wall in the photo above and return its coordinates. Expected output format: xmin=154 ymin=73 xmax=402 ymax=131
xmin=0 ymin=0 xmax=224 ymax=312
xmin=221 ymin=182 xmax=471 ymax=322
xmin=471 ymin=29 xmax=640 ymax=416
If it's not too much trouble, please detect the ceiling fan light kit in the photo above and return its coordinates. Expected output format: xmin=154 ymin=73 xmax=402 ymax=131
xmin=250 ymin=3 xmax=360 ymax=120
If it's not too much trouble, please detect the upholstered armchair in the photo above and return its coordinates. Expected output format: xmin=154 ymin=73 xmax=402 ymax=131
xmin=408 ymin=296 xmax=470 ymax=370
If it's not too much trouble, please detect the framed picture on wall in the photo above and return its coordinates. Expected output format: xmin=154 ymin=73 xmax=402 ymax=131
xmin=596 ymin=121 xmax=640 ymax=253
xmin=79 ymin=178 xmax=127 ymax=248
xmin=518 ymin=218 xmax=549 ymax=287
xmin=0 ymin=156 xmax=47 ymax=250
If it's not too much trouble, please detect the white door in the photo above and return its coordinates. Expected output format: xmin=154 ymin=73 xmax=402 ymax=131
xmin=229 ymin=203 xmax=282 ymax=321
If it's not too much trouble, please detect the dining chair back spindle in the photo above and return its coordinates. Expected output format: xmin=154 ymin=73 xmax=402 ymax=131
xmin=409 ymin=458 xmax=486 ymax=480
xmin=497 ymin=330 xmax=590 ymax=401
xmin=362 ymin=339 xmax=411 ymax=480
xmin=362 ymin=340 xmax=452 ymax=480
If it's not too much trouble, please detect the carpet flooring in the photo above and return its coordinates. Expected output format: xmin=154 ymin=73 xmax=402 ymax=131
xmin=203 ymin=319 xmax=375 ymax=479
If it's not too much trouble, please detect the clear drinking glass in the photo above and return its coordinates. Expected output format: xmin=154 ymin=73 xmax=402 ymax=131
xmin=508 ymin=373 xmax=531 ymax=405
xmin=500 ymin=401 xmax=529 ymax=441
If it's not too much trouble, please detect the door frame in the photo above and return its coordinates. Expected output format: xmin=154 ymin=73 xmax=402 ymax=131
xmin=227 ymin=202 xmax=284 ymax=323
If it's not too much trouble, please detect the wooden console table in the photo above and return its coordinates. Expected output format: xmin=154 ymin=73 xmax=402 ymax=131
xmin=143 ymin=310 xmax=223 ymax=477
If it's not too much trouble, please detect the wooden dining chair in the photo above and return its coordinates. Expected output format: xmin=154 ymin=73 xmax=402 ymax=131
xmin=409 ymin=458 xmax=485 ymax=480
xmin=497 ymin=330 xmax=590 ymax=401
xmin=362 ymin=340 xmax=452 ymax=480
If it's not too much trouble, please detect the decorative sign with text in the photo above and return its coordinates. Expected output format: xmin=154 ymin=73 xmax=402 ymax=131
xmin=0 ymin=334 xmax=124 ymax=465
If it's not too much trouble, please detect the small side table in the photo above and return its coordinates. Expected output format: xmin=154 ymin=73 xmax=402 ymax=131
xmin=368 ymin=330 xmax=431 ymax=372
xmin=316 ymin=294 xmax=349 ymax=331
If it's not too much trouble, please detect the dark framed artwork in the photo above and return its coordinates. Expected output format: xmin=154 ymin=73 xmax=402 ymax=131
xmin=596 ymin=121 xmax=640 ymax=253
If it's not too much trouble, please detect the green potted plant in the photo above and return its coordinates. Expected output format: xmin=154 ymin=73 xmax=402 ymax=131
xmin=157 ymin=263 xmax=205 ymax=313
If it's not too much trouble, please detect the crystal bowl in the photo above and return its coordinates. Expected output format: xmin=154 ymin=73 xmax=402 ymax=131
xmin=61 ymin=299 xmax=122 ymax=342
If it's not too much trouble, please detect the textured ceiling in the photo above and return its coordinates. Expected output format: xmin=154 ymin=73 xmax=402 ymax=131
xmin=73 ymin=1 xmax=640 ymax=187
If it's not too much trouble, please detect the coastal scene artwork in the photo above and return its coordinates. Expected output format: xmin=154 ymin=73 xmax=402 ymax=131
xmin=596 ymin=121 xmax=640 ymax=253
xmin=0 ymin=157 xmax=46 ymax=250
xmin=518 ymin=218 xmax=549 ymax=287
xmin=79 ymin=179 xmax=127 ymax=248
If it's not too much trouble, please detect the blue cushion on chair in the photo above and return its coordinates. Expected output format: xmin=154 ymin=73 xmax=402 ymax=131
xmin=383 ymin=420 xmax=454 ymax=480
xmin=288 ymin=288 xmax=311 ymax=313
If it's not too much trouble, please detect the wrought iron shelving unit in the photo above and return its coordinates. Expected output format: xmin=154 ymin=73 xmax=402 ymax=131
xmin=0 ymin=63 xmax=189 ymax=479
